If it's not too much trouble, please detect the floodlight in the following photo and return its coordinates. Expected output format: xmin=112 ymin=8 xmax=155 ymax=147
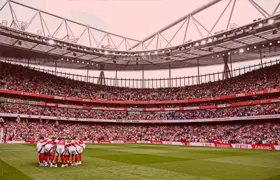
xmin=48 ymin=39 xmax=55 ymax=45
xmin=258 ymin=23 xmax=263 ymax=28
xmin=239 ymin=48 xmax=244 ymax=53
xmin=268 ymin=19 xmax=275 ymax=25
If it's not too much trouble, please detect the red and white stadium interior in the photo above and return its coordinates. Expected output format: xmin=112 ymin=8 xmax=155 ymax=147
xmin=0 ymin=0 xmax=279 ymax=150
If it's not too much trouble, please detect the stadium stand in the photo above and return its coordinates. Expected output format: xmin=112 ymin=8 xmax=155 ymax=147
xmin=0 ymin=61 xmax=279 ymax=146
xmin=0 ymin=62 xmax=279 ymax=102
xmin=0 ymin=101 xmax=279 ymax=120
xmin=3 ymin=119 xmax=280 ymax=145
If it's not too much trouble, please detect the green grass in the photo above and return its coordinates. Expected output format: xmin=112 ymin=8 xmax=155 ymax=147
xmin=0 ymin=144 xmax=280 ymax=180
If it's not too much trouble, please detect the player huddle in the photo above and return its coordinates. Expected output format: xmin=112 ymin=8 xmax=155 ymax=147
xmin=36 ymin=136 xmax=86 ymax=167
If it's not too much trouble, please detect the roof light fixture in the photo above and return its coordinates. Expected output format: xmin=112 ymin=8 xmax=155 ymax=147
xmin=268 ymin=19 xmax=275 ymax=25
xmin=48 ymin=39 xmax=55 ymax=45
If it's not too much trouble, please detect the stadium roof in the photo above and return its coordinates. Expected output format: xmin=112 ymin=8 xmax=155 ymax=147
xmin=0 ymin=0 xmax=280 ymax=71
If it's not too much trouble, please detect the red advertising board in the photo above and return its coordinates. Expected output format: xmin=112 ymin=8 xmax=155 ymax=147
xmin=124 ymin=140 xmax=137 ymax=143
xmin=214 ymin=143 xmax=233 ymax=148
xmin=151 ymin=140 xmax=163 ymax=144
xmin=97 ymin=140 xmax=111 ymax=144
xmin=252 ymin=144 xmax=276 ymax=150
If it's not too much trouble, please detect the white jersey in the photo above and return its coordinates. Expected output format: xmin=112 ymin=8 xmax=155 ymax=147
xmin=79 ymin=140 xmax=86 ymax=151
xmin=44 ymin=140 xmax=56 ymax=153
xmin=65 ymin=140 xmax=77 ymax=155
xmin=36 ymin=139 xmax=49 ymax=153
xmin=55 ymin=140 xmax=66 ymax=155
xmin=74 ymin=140 xmax=82 ymax=154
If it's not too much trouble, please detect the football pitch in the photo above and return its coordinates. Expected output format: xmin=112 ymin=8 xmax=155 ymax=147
xmin=0 ymin=144 xmax=280 ymax=180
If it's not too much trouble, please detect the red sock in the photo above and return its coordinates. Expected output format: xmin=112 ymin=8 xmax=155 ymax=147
xmin=61 ymin=155 xmax=65 ymax=164
xmin=45 ymin=154 xmax=49 ymax=162
xmin=40 ymin=154 xmax=45 ymax=163
xmin=50 ymin=154 xmax=54 ymax=163
xmin=75 ymin=155 xmax=79 ymax=162
xmin=39 ymin=154 xmax=43 ymax=163
xmin=65 ymin=155 xmax=69 ymax=164
xmin=79 ymin=154 xmax=82 ymax=162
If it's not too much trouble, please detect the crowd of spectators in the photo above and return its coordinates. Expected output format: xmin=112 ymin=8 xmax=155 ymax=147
xmin=1 ymin=93 xmax=278 ymax=109
xmin=0 ymin=62 xmax=279 ymax=101
xmin=0 ymin=102 xmax=279 ymax=120
xmin=3 ymin=120 xmax=280 ymax=145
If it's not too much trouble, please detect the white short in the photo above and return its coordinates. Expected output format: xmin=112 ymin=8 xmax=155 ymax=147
xmin=45 ymin=144 xmax=56 ymax=153
xmin=75 ymin=146 xmax=84 ymax=154
xmin=36 ymin=143 xmax=45 ymax=154
xmin=56 ymin=145 xmax=65 ymax=155
xmin=67 ymin=146 xmax=78 ymax=155
xmin=79 ymin=146 xmax=84 ymax=153
xmin=80 ymin=144 xmax=86 ymax=151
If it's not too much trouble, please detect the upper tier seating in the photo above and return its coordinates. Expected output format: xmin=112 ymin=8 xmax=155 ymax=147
xmin=0 ymin=62 xmax=279 ymax=102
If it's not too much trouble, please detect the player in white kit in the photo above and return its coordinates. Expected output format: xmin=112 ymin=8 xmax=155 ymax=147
xmin=55 ymin=137 xmax=67 ymax=167
xmin=76 ymin=138 xmax=85 ymax=165
xmin=65 ymin=139 xmax=77 ymax=166
xmin=36 ymin=136 xmax=50 ymax=166
xmin=44 ymin=137 xmax=57 ymax=167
